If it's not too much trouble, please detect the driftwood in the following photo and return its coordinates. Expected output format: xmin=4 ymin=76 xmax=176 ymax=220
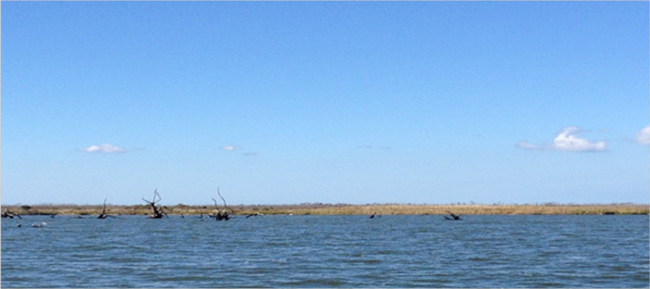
xmin=211 ymin=188 xmax=232 ymax=221
xmin=2 ymin=209 xmax=22 ymax=219
xmin=444 ymin=211 xmax=462 ymax=221
xmin=142 ymin=189 xmax=168 ymax=219
xmin=211 ymin=198 xmax=229 ymax=221
xmin=246 ymin=212 xmax=261 ymax=218
xmin=97 ymin=199 xmax=116 ymax=219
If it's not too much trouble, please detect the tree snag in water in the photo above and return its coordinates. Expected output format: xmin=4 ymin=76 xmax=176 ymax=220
xmin=98 ymin=199 xmax=109 ymax=219
xmin=211 ymin=188 xmax=231 ymax=221
xmin=142 ymin=189 xmax=168 ymax=219
xmin=2 ymin=209 xmax=22 ymax=219
xmin=444 ymin=211 xmax=462 ymax=221
xmin=246 ymin=212 xmax=261 ymax=218
xmin=97 ymin=199 xmax=116 ymax=219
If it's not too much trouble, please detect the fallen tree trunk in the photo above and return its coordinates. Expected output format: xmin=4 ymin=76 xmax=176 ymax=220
xmin=444 ymin=210 xmax=462 ymax=221
xmin=2 ymin=209 xmax=22 ymax=219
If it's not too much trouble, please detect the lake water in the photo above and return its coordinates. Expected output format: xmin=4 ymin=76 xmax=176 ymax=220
xmin=2 ymin=215 xmax=648 ymax=288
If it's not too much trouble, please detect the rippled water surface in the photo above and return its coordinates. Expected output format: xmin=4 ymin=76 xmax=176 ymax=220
xmin=2 ymin=215 xmax=648 ymax=288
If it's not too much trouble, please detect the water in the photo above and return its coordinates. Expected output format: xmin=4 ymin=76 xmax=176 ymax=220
xmin=2 ymin=215 xmax=648 ymax=288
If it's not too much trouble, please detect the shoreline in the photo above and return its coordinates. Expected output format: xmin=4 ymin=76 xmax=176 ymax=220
xmin=3 ymin=203 xmax=648 ymax=216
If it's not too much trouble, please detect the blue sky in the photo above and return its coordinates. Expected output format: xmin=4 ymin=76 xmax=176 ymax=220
xmin=2 ymin=1 xmax=649 ymax=206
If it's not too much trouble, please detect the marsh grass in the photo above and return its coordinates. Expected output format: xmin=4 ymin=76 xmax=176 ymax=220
xmin=2 ymin=203 xmax=647 ymax=216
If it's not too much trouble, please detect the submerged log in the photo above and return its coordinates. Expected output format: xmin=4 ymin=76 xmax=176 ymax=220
xmin=444 ymin=211 xmax=462 ymax=221
xmin=246 ymin=212 xmax=261 ymax=218
xmin=2 ymin=209 xmax=22 ymax=219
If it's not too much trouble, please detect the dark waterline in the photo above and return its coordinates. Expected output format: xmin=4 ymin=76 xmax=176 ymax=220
xmin=2 ymin=215 xmax=648 ymax=288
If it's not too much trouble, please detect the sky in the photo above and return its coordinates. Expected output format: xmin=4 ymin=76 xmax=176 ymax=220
xmin=2 ymin=1 xmax=649 ymax=206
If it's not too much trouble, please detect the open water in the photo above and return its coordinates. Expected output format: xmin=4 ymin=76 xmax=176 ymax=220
xmin=1 ymin=215 xmax=648 ymax=288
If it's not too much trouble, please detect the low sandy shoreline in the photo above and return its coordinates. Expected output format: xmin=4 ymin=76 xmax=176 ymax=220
xmin=3 ymin=203 xmax=648 ymax=216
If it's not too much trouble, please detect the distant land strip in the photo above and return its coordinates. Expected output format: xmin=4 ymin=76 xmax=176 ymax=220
xmin=3 ymin=203 xmax=648 ymax=216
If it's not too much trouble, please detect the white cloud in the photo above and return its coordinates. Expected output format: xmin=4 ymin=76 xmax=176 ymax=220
xmin=356 ymin=145 xmax=392 ymax=150
xmin=552 ymin=127 xmax=606 ymax=152
xmin=635 ymin=126 xmax=650 ymax=145
xmin=81 ymin=144 xmax=126 ymax=153
xmin=220 ymin=145 xmax=238 ymax=151
xmin=515 ymin=141 xmax=541 ymax=150
xmin=517 ymin=127 xmax=606 ymax=152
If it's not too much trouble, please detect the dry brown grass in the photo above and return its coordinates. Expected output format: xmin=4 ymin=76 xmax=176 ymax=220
xmin=265 ymin=203 xmax=649 ymax=216
xmin=2 ymin=203 xmax=647 ymax=216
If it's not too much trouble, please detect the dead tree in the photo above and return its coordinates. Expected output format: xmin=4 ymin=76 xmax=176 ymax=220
xmin=211 ymin=198 xmax=229 ymax=221
xmin=444 ymin=211 xmax=462 ymax=221
xmin=97 ymin=199 xmax=115 ymax=219
xmin=2 ymin=209 xmax=22 ymax=219
xmin=142 ymin=189 xmax=168 ymax=219
xmin=211 ymin=188 xmax=232 ymax=221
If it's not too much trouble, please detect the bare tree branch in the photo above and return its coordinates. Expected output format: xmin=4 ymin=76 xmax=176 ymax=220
xmin=98 ymin=198 xmax=108 ymax=219
xmin=143 ymin=189 xmax=167 ymax=218
xmin=217 ymin=187 xmax=228 ymax=212
xmin=212 ymin=189 xmax=231 ymax=221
